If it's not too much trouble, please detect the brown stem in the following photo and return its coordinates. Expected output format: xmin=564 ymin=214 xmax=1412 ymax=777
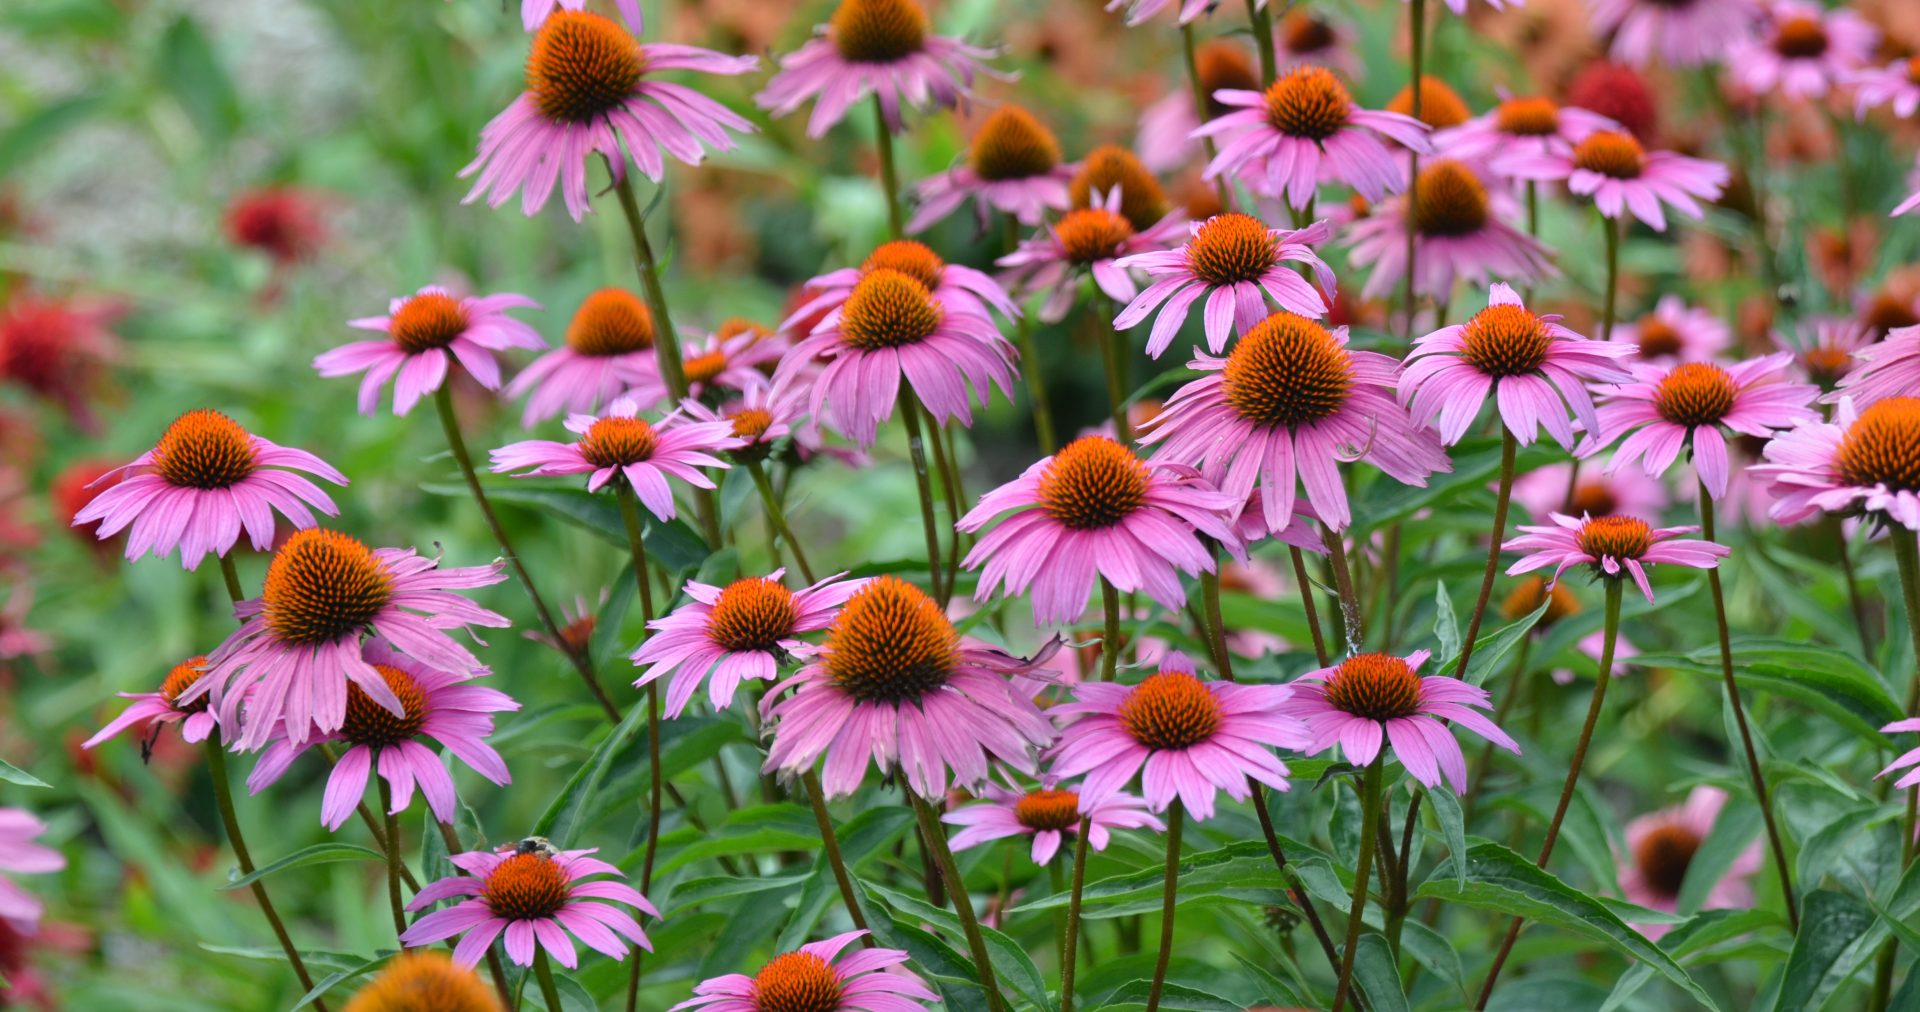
xmin=910 ymin=794 xmax=1008 ymax=1012
xmin=1291 ymin=546 xmax=1330 ymax=666
xmin=1145 ymin=802 xmax=1185 ymax=1012
xmin=803 ymin=770 xmax=873 ymax=942
xmin=204 ymin=736 xmax=325 ymax=1008
xmin=1456 ymin=429 xmax=1519 ymax=680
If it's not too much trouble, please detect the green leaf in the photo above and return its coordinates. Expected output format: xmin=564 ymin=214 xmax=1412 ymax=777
xmin=1097 ymin=978 xmax=1245 ymax=1010
xmin=1019 ymin=840 xmax=1306 ymax=917
xmin=1352 ymin=933 xmax=1410 ymax=1012
xmin=1231 ymin=952 xmax=1308 ymax=1008
xmin=0 ymin=93 xmax=112 ymax=177
xmin=652 ymin=804 xmax=821 ymax=875
xmin=1416 ymin=842 xmax=1717 ymax=1009
xmin=1632 ymin=639 xmax=1902 ymax=746
xmin=154 ymin=15 xmax=242 ymax=143
xmin=1424 ymin=785 xmax=1468 ymax=887
xmin=1438 ymin=599 xmax=1551 ymax=686
xmin=1675 ymin=798 xmax=1762 ymax=914
xmin=219 ymin=843 xmax=383 ymax=891
xmin=1600 ymin=909 xmax=1784 ymax=1012
xmin=531 ymin=699 xmax=649 ymax=847
xmin=860 ymin=880 xmax=1051 ymax=1011
xmin=293 ymin=954 xmax=389 ymax=1009
xmin=1433 ymin=583 xmax=1461 ymax=666
xmin=0 ymin=758 xmax=49 ymax=789
xmin=857 ymin=885 xmax=992 ymax=1012
xmin=1774 ymin=889 xmax=1878 ymax=1012
xmin=777 ymin=805 xmax=914 ymax=949
xmin=200 ymin=944 xmax=370 ymax=973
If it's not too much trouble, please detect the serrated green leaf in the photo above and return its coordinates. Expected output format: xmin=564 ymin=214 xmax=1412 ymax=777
xmin=1774 ymin=889 xmax=1877 ymax=1012
xmin=219 ymin=843 xmax=383 ymax=891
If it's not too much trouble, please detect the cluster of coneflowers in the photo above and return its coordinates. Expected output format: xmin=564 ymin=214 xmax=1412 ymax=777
xmin=9 ymin=0 xmax=1920 ymax=1009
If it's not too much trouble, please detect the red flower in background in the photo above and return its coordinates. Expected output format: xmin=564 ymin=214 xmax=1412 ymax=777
xmin=1564 ymin=61 xmax=1659 ymax=145
xmin=0 ymin=296 xmax=122 ymax=433
xmin=224 ymin=187 xmax=329 ymax=266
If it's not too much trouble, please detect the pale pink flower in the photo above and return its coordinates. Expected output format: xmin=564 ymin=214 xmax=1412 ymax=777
xmin=1433 ymin=96 xmax=1619 ymax=168
xmin=1507 ymin=131 xmax=1728 ymax=232
xmin=1504 ymin=512 xmax=1730 ymax=603
xmin=523 ymin=0 xmax=641 ymax=32
xmin=670 ymin=932 xmax=938 ymax=1012
xmin=1752 ymin=396 xmax=1920 ymax=530
xmin=623 ymin=330 xmax=783 ymax=409
xmin=1828 ymin=326 xmax=1920 ymax=408
xmin=1777 ymin=317 xmax=1874 ymax=390
xmin=1345 ymin=159 xmax=1555 ymax=301
xmin=755 ymin=0 xmax=998 ymax=137
xmin=506 ymin=287 xmax=660 ymax=428
xmin=1111 ymin=214 xmax=1335 ymax=358
xmin=1618 ymin=786 xmax=1760 ymax=940
xmin=401 ymin=844 xmax=655 ymax=969
xmin=0 ymin=811 xmax=62 ymax=931
xmin=942 ymin=773 xmax=1162 ymax=865
xmin=1588 ymin=0 xmax=1757 ymax=69
xmin=1511 ymin=461 xmax=1670 ymax=521
xmin=1612 ymin=295 xmax=1731 ymax=365
xmin=781 ymin=240 xmax=1018 ymax=335
xmin=83 ymin=655 xmax=220 ymax=749
xmin=998 ymin=186 xmax=1188 ymax=323
xmin=1850 ymin=58 xmax=1920 ymax=118
xmin=317 ymin=286 xmax=545 ymax=416
xmin=1729 ymin=1 xmax=1877 ymax=101
xmin=909 ymin=105 xmax=1076 ymax=233
xmin=489 ymin=398 xmax=740 ymax=515
xmin=1196 ymin=66 xmax=1431 ymax=210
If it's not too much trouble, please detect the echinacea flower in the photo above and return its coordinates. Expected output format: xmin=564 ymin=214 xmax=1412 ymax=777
xmin=1047 ymin=651 xmax=1304 ymax=820
xmin=1107 ymin=0 xmax=1267 ymax=27
xmin=1510 ymin=461 xmax=1670 ymax=521
xmin=1068 ymin=145 xmax=1175 ymax=234
xmin=343 ymin=951 xmax=502 ymax=1012
xmin=781 ymin=240 xmax=1017 ymax=336
xmin=1507 ymin=130 xmax=1728 ymax=231
xmin=1345 ymin=159 xmax=1555 ymax=301
xmin=1829 ymin=326 xmax=1920 ymax=408
xmin=1136 ymin=41 xmax=1261 ymax=174
xmin=671 ymin=931 xmax=938 ymax=1012
xmin=1274 ymin=10 xmax=1359 ymax=78
xmin=1385 ymin=76 xmax=1472 ymax=133
xmin=192 ymin=529 xmax=509 ymax=752
xmin=1618 ymin=786 xmax=1760 ymax=940
xmin=71 ymin=409 xmax=347 ymax=570
xmin=1752 ymin=396 xmax=1920 ymax=530
xmin=1280 ymin=650 xmax=1518 ymax=792
xmin=489 ymin=398 xmax=740 ymax=515
xmin=1432 ymin=96 xmax=1618 ymax=167
xmin=1729 ymin=1 xmax=1877 ymax=101
xmin=623 ymin=329 xmax=783 ymax=408
xmin=506 ymin=287 xmax=660 ymax=428
xmin=318 ymin=286 xmax=545 ymax=416
xmin=632 ymin=569 xmax=867 ymax=717
xmin=1587 ymin=0 xmax=1757 ymax=69
xmin=755 ymin=0 xmax=997 ymax=137
xmin=1850 ymin=58 xmax=1920 ymax=118
xmin=760 ymin=576 xmax=1055 ymax=799
xmin=1778 ymin=317 xmax=1873 ymax=390
xmin=246 ymin=644 xmax=517 ymax=832
xmin=1400 ymin=284 xmax=1634 ymax=448
xmin=1142 ymin=313 xmax=1450 ymax=532
xmin=1503 ymin=512 xmax=1730 ymax=602
xmin=0 ymin=810 xmax=61 ymax=931
xmin=523 ymin=0 xmax=641 ymax=32
xmin=1612 ymin=295 xmax=1731 ymax=364
xmin=943 ymin=774 xmax=1161 ymax=864
xmin=776 ymin=265 xmax=1017 ymax=448
xmin=996 ymin=186 xmax=1187 ymax=323
xmin=1585 ymin=355 xmax=1819 ymax=499
xmin=462 ymin=11 xmax=757 ymax=221
xmin=1111 ymin=214 xmax=1335 ymax=358
xmin=0 ymin=295 xmax=122 ymax=432
xmin=401 ymin=843 xmax=655 ymax=969
xmin=82 ymin=656 xmax=220 ymax=749
xmin=1196 ymin=66 xmax=1431 ymax=210
xmin=909 ymin=105 xmax=1076 ymax=232
xmin=958 ymin=435 xmax=1241 ymax=624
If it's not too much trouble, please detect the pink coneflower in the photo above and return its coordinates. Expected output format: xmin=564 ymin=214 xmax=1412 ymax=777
xmin=1274 ymin=10 xmax=1360 ymax=78
xmin=523 ymin=0 xmax=641 ymax=32
xmin=245 ymin=644 xmax=517 ymax=831
xmin=317 ymin=286 xmax=545 ymax=416
xmin=0 ymin=811 xmax=61 ymax=931
xmin=671 ymin=931 xmax=938 ymax=1012
xmin=909 ymin=105 xmax=1075 ymax=233
xmin=462 ymin=11 xmax=756 ymax=221
xmin=1400 ymin=284 xmax=1634 ymax=448
xmin=82 ymin=656 xmax=220 ymax=749
xmin=1507 ymin=130 xmax=1728 ymax=232
xmin=776 ymin=264 xmax=1017 ymax=449
xmin=1504 ymin=512 xmax=1730 ymax=602
xmin=506 ymin=287 xmax=659 ymax=428
xmin=1778 ymin=316 xmax=1874 ymax=390
xmin=782 ymin=240 xmax=1017 ymax=336
xmin=1345 ymin=159 xmax=1555 ymax=301
xmin=1587 ymin=0 xmax=1757 ymax=69
xmin=70 ymin=409 xmax=347 ymax=570
xmin=1106 ymin=0 xmax=1257 ymax=27
xmin=0 ymin=295 xmax=122 ymax=432
xmin=1752 ymin=396 xmax=1920 ymax=530
xmin=623 ymin=329 xmax=783 ymax=408
xmin=760 ymin=576 xmax=1055 ymax=799
xmin=1047 ymin=651 xmax=1303 ymax=820
xmin=957 ymin=436 xmax=1241 ymax=625
xmin=1280 ymin=650 xmax=1517 ymax=792
xmin=943 ymin=774 xmax=1162 ymax=864
xmin=1195 ymin=66 xmax=1431 ymax=210
xmin=1829 ymin=326 xmax=1920 ymax=408
xmin=1142 ymin=313 xmax=1450 ymax=532
xmin=192 ymin=528 xmax=509 ymax=752
xmin=632 ymin=569 xmax=867 ymax=717
xmin=1618 ymin=786 xmax=1760 ymax=940
xmin=1110 ymin=214 xmax=1335 ymax=358
xmin=401 ymin=843 xmax=655 ymax=969
xmin=489 ymin=398 xmax=740 ymax=516
xmin=755 ymin=0 xmax=997 ymax=138
xmin=1585 ymin=355 xmax=1819 ymax=500
xmin=1135 ymin=42 xmax=1262 ymax=174
xmin=996 ymin=186 xmax=1187 ymax=323
xmin=1433 ymin=96 xmax=1618 ymax=168
xmin=1612 ymin=295 xmax=1731 ymax=364
xmin=1730 ymin=1 xmax=1877 ymax=101
xmin=1511 ymin=461 xmax=1670 ymax=521
xmin=1850 ymin=58 xmax=1920 ymax=118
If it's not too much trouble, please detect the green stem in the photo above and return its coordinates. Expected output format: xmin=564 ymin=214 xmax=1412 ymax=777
xmin=899 ymin=387 xmax=947 ymax=600
xmin=534 ymin=949 xmax=564 ymax=1012
xmin=1290 ymin=546 xmax=1330 ymax=666
xmin=1833 ymin=517 xmax=1875 ymax=657
xmin=873 ymin=96 xmax=904 ymax=238
xmin=1179 ymin=24 xmax=1232 ymax=210
xmin=1199 ymin=563 xmax=1234 ymax=680
xmin=746 ymin=459 xmax=816 ymax=583
xmin=1401 ymin=0 xmax=1426 ymax=343
xmin=1049 ymin=858 xmax=1068 ymax=967
xmin=1247 ymin=0 xmax=1277 ymax=85
xmin=1330 ymin=755 xmax=1387 ymax=1012
xmin=1145 ymin=802 xmax=1185 ymax=1012
xmin=803 ymin=770 xmax=873 ymax=941
xmin=1060 ymin=815 xmax=1094 ymax=1012
xmin=1697 ymin=480 xmax=1796 ymax=930
xmin=924 ymin=405 xmax=965 ymax=606
xmin=1523 ymin=182 xmax=1539 ymax=302
xmin=616 ymin=483 xmax=664 ymax=1012
xmin=1456 ymin=429 xmax=1518 ymax=681
xmin=205 ymin=736 xmax=325 ymax=1008
xmin=1475 ymin=580 xmax=1623 ymax=1009
xmin=433 ymin=385 xmax=620 ymax=722
xmin=910 ymin=794 xmax=1009 ymax=1012
xmin=1101 ymin=579 xmax=1122 ymax=682
xmin=434 ymin=821 xmax=515 ymax=1009
xmin=1600 ymin=211 xmax=1621 ymax=343
xmin=377 ymin=778 xmax=406 ymax=941
xmin=1321 ymin=526 xmax=1365 ymax=652
xmin=218 ymin=553 xmax=245 ymax=606
xmin=1090 ymin=290 xmax=1131 ymax=443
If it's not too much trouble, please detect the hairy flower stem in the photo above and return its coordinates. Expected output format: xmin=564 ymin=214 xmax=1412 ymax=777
xmin=1697 ymin=481 xmax=1797 ymax=930
xmin=1476 ymin=580 xmax=1622 ymax=1009
xmin=1322 ymin=527 xmax=1365 ymax=652
xmin=899 ymin=388 xmax=948 ymax=600
xmin=910 ymin=793 xmax=1009 ymax=1012
xmin=205 ymin=736 xmax=325 ymax=1009
xmin=1199 ymin=564 xmax=1234 ymax=679
xmin=1463 ymin=636 xmax=1533 ymax=826
xmin=1102 ymin=578 xmax=1123 ymax=682
xmin=1600 ymin=211 xmax=1622 ymax=342
xmin=1060 ymin=815 xmax=1094 ymax=1012
xmin=1002 ymin=216 xmax=1059 ymax=453
xmin=1179 ymin=25 xmax=1233 ymax=210
xmin=1290 ymin=546 xmax=1331 ymax=665
xmin=1330 ymin=755 xmax=1387 ymax=1012
xmin=535 ymin=949 xmax=565 ymax=1012
xmin=433 ymin=385 xmax=620 ymax=723
xmin=1090 ymin=290 xmax=1132 ymax=444
xmin=1145 ymin=801 xmax=1185 ymax=1012
xmin=1246 ymin=0 xmax=1277 ymax=84
xmin=616 ymin=483 xmax=665 ymax=1012
xmin=1401 ymin=0 xmax=1426 ymax=344
xmin=803 ymin=770 xmax=874 ymax=943
xmin=745 ymin=459 xmax=816 ymax=583
xmin=925 ymin=405 xmax=966 ymax=602
xmin=873 ymin=97 xmax=905 ymax=238
xmin=1832 ymin=517 xmax=1875 ymax=657
xmin=376 ymin=779 xmax=407 ymax=940
xmin=1456 ymin=430 xmax=1519 ymax=681
xmin=217 ymin=554 xmax=245 ymax=609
